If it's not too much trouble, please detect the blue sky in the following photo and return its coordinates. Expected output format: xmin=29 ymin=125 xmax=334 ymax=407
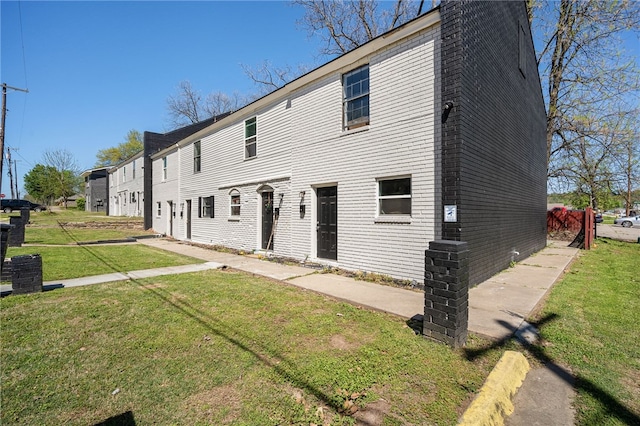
xmin=1 ymin=0 xmax=325 ymax=196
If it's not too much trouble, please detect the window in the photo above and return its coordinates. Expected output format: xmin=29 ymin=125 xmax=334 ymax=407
xmin=123 ymin=166 xmax=126 ymax=182
xmin=156 ymin=202 xmax=162 ymax=217
xmin=194 ymin=141 xmax=201 ymax=173
xmin=245 ymin=117 xmax=257 ymax=159
xmin=199 ymin=196 xmax=214 ymax=218
xmin=132 ymin=160 xmax=136 ymax=179
xmin=343 ymin=65 xmax=370 ymax=130
xmin=162 ymin=157 xmax=167 ymax=180
xmin=378 ymin=177 xmax=411 ymax=215
xmin=130 ymin=192 xmax=136 ymax=203
xmin=518 ymin=22 xmax=527 ymax=78
xmin=230 ymin=190 xmax=241 ymax=216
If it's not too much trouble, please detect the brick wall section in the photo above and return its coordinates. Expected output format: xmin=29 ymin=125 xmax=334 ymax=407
xmin=11 ymin=254 xmax=43 ymax=295
xmin=440 ymin=0 xmax=547 ymax=286
xmin=8 ymin=216 xmax=24 ymax=247
xmin=20 ymin=207 xmax=30 ymax=224
xmin=424 ymin=240 xmax=469 ymax=347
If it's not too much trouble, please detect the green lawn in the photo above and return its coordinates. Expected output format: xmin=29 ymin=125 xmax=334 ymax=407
xmin=1 ymin=209 xmax=151 ymax=245
xmin=4 ymin=245 xmax=204 ymax=281
xmin=1 ymin=270 xmax=502 ymax=425
xmin=530 ymin=238 xmax=640 ymax=425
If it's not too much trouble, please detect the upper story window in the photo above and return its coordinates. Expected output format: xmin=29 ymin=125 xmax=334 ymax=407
xmin=123 ymin=166 xmax=126 ymax=182
xmin=378 ymin=177 xmax=411 ymax=216
xmin=132 ymin=160 xmax=136 ymax=179
xmin=518 ymin=22 xmax=527 ymax=78
xmin=343 ymin=65 xmax=370 ymax=130
xmin=194 ymin=141 xmax=201 ymax=173
xmin=245 ymin=117 xmax=257 ymax=159
xmin=230 ymin=190 xmax=241 ymax=216
xmin=162 ymin=157 xmax=167 ymax=181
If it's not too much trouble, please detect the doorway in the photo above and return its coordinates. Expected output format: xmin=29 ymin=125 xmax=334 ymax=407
xmin=262 ymin=192 xmax=274 ymax=250
xmin=317 ymin=186 xmax=337 ymax=260
xmin=186 ymin=199 xmax=192 ymax=239
xmin=167 ymin=201 xmax=174 ymax=236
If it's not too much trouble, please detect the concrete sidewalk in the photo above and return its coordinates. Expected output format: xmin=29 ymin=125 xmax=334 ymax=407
xmin=137 ymin=238 xmax=578 ymax=342
xmin=0 ymin=261 xmax=224 ymax=295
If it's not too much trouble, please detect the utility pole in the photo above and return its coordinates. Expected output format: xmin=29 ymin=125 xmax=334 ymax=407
xmin=1 ymin=83 xmax=29 ymax=198
xmin=14 ymin=153 xmax=20 ymax=199
xmin=5 ymin=147 xmax=14 ymax=198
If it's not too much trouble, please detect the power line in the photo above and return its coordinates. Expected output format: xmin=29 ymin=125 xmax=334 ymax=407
xmin=1 ymin=83 xmax=29 ymax=197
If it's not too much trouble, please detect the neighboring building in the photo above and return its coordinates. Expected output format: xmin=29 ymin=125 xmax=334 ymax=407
xmin=108 ymin=151 xmax=144 ymax=217
xmin=142 ymin=114 xmax=231 ymax=229
xmin=150 ymin=1 xmax=547 ymax=286
xmin=81 ymin=167 xmax=110 ymax=213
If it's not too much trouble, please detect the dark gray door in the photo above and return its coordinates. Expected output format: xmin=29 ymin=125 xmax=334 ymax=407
xmin=317 ymin=186 xmax=337 ymax=260
xmin=168 ymin=201 xmax=174 ymax=236
xmin=186 ymin=199 xmax=192 ymax=239
xmin=262 ymin=192 xmax=274 ymax=250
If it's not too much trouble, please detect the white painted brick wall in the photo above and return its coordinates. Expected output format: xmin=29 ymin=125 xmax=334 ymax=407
xmin=164 ymin=23 xmax=440 ymax=283
xmin=152 ymin=149 xmax=179 ymax=236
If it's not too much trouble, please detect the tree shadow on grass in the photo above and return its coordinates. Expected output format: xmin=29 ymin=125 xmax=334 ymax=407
xmin=462 ymin=313 xmax=640 ymax=425
xmin=51 ymin=227 xmax=346 ymax=415
xmin=93 ymin=410 xmax=136 ymax=426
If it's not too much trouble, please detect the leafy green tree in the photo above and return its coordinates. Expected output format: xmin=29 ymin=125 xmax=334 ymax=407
xmin=23 ymin=164 xmax=58 ymax=205
xmin=95 ymin=130 xmax=143 ymax=167
xmin=41 ymin=149 xmax=82 ymax=208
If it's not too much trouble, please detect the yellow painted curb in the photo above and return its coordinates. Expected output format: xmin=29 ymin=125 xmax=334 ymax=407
xmin=458 ymin=351 xmax=530 ymax=426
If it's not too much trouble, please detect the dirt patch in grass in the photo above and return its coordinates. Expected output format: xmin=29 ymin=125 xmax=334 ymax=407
xmin=183 ymin=382 xmax=242 ymax=424
xmin=329 ymin=334 xmax=360 ymax=351
xmin=354 ymin=398 xmax=392 ymax=426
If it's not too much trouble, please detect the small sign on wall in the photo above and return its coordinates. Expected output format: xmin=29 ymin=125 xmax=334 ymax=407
xmin=444 ymin=205 xmax=457 ymax=222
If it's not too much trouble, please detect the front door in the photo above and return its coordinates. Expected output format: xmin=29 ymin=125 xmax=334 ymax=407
xmin=167 ymin=201 xmax=174 ymax=236
xmin=262 ymin=192 xmax=274 ymax=250
xmin=186 ymin=199 xmax=192 ymax=239
xmin=317 ymin=186 xmax=337 ymax=260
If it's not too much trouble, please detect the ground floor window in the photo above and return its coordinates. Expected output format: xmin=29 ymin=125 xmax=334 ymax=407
xmin=378 ymin=177 xmax=411 ymax=215
xmin=230 ymin=190 xmax=240 ymax=216
xmin=199 ymin=196 xmax=214 ymax=218
xmin=156 ymin=202 xmax=162 ymax=217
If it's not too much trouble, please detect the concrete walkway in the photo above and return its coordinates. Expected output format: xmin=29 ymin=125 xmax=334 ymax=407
xmin=137 ymin=238 xmax=579 ymax=342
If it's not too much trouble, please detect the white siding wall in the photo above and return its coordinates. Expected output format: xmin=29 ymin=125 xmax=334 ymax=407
xmin=152 ymin=149 xmax=179 ymax=236
xmin=163 ymin=23 xmax=440 ymax=283
xmin=108 ymin=155 xmax=145 ymax=217
xmin=289 ymin=27 xmax=441 ymax=282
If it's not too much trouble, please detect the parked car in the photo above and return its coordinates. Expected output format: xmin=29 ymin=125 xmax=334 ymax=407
xmin=613 ymin=215 xmax=640 ymax=228
xmin=0 ymin=199 xmax=46 ymax=213
xmin=595 ymin=213 xmax=603 ymax=223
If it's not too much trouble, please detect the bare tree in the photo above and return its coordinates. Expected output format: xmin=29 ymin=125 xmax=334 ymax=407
xmin=204 ymin=91 xmax=247 ymax=117
xmin=243 ymin=1 xmax=421 ymax=91
xmin=609 ymin=110 xmax=640 ymax=215
xmin=240 ymin=61 xmax=312 ymax=96
xmin=166 ymin=81 xmax=250 ymax=129
xmin=531 ymin=0 xmax=640 ymax=180
xmin=166 ymin=81 xmax=205 ymax=128
xmin=42 ymin=149 xmax=81 ymax=208
xmin=294 ymin=0 xmax=420 ymax=56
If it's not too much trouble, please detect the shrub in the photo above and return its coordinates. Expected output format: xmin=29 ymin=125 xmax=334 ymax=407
xmin=76 ymin=198 xmax=86 ymax=211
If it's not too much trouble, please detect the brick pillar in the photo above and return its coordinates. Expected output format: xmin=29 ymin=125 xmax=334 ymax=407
xmin=8 ymin=216 xmax=24 ymax=247
xmin=424 ymin=240 xmax=469 ymax=347
xmin=20 ymin=207 xmax=30 ymax=224
xmin=11 ymin=254 xmax=43 ymax=295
